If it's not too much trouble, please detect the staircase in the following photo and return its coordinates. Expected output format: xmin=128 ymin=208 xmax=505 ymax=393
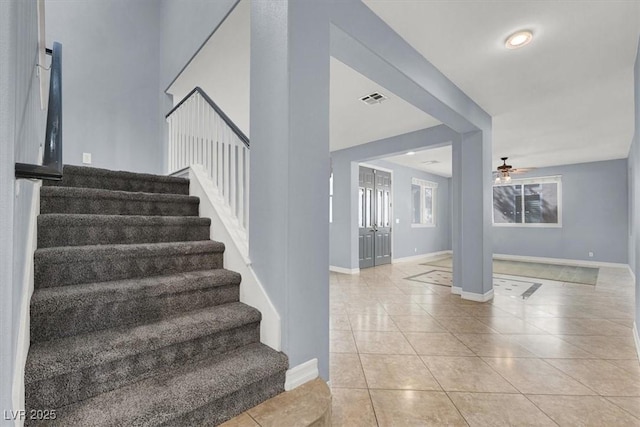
xmin=25 ymin=165 xmax=288 ymax=426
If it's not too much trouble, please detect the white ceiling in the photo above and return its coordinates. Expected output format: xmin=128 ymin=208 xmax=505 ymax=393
xmin=168 ymin=0 xmax=440 ymax=151
xmin=330 ymin=57 xmax=441 ymax=150
xmin=364 ymin=0 xmax=640 ymax=170
xmin=170 ymin=0 xmax=640 ymax=172
xmin=385 ymin=145 xmax=453 ymax=177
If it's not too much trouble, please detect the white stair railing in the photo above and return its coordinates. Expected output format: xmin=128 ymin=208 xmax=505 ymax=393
xmin=166 ymin=87 xmax=250 ymax=232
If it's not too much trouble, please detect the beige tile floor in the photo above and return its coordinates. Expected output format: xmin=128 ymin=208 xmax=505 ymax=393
xmin=330 ymin=259 xmax=640 ymax=427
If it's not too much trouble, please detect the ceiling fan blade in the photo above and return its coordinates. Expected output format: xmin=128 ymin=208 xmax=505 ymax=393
xmin=510 ymin=167 xmax=536 ymax=174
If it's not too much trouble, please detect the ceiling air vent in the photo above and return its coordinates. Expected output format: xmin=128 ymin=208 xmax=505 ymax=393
xmin=359 ymin=92 xmax=388 ymax=105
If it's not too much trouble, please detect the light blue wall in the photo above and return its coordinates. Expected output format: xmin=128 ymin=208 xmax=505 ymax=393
xmin=249 ymin=0 xmax=330 ymax=379
xmin=329 ymin=125 xmax=457 ymax=270
xmin=365 ymin=160 xmax=451 ymax=260
xmin=45 ymin=0 xmax=163 ymax=174
xmin=494 ymin=159 xmax=628 ymax=264
xmin=159 ymin=0 xmax=238 ymax=90
xmin=1 ymin=0 xmax=45 ymax=420
xmin=330 ymin=1 xmax=493 ymax=297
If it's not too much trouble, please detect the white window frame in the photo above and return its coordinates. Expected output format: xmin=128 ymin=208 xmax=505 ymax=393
xmin=492 ymin=175 xmax=563 ymax=228
xmin=411 ymin=178 xmax=438 ymax=228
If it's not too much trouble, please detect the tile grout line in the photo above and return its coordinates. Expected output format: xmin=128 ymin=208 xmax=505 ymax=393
xmin=348 ymin=308 xmax=381 ymax=427
xmin=602 ymin=396 xmax=640 ymax=421
xmin=372 ymin=290 xmax=472 ymax=426
xmin=331 ymin=261 xmax=638 ymax=425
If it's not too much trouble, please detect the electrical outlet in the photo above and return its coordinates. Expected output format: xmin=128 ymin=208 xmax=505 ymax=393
xmin=414 ymin=248 xmax=417 ymax=253
xmin=395 ymin=218 xmax=400 ymax=224
xmin=588 ymin=252 xmax=594 ymax=258
xmin=82 ymin=152 xmax=92 ymax=164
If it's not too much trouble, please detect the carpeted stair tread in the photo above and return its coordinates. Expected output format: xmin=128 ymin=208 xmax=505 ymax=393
xmin=45 ymin=343 xmax=288 ymax=427
xmin=27 ymin=165 xmax=289 ymax=423
xmin=38 ymin=214 xmax=211 ymax=247
xmin=40 ymin=186 xmax=200 ymax=216
xmin=26 ymin=302 xmax=260 ymax=384
xmin=35 ymin=240 xmax=225 ymax=288
xmin=44 ymin=165 xmax=190 ymax=194
xmin=32 ymin=269 xmax=241 ymax=311
xmin=30 ymin=269 xmax=242 ymax=341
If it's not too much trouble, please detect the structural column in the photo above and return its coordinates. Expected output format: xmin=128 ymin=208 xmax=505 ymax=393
xmin=452 ymin=130 xmax=494 ymax=301
xmin=249 ymin=0 xmax=330 ymax=379
xmin=328 ymin=156 xmax=359 ymax=272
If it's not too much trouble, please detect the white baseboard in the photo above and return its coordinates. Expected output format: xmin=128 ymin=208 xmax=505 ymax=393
xmin=628 ymin=265 xmax=636 ymax=282
xmin=392 ymin=250 xmax=452 ymax=264
xmin=493 ymin=253 xmax=629 ymax=269
xmin=634 ymin=322 xmax=640 ymax=363
xmin=461 ymin=288 xmax=494 ymax=302
xmin=285 ymin=358 xmax=318 ymax=391
xmin=329 ymin=265 xmax=360 ymax=275
xmin=451 ymin=286 xmax=462 ymax=295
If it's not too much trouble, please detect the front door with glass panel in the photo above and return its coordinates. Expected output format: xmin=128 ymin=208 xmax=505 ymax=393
xmin=358 ymin=166 xmax=392 ymax=269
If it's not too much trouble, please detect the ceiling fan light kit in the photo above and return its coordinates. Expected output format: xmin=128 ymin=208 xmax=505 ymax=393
xmin=495 ymin=172 xmax=512 ymax=184
xmin=494 ymin=156 xmax=532 ymax=184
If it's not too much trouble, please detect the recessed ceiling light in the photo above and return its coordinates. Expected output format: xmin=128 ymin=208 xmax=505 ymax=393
xmin=406 ymin=151 xmax=416 ymax=156
xmin=505 ymin=30 xmax=533 ymax=49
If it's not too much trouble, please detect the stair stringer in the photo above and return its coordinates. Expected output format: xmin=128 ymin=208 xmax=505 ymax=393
xmin=188 ymin=165 xmax=281 ymax=351
xmin=12 ymin=180 xmax=40 ymax=427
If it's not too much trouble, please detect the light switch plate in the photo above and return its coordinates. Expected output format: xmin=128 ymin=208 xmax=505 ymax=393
xmin=82 ymin=153 xmax=92 ymax=164
xmin=395 ymin=218 xmax=400 ymax=224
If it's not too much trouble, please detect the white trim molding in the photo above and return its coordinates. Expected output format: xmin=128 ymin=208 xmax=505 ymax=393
xmin=189 ymin=166 xmax=281 ymax=351
xmin=285 ymin=358 xmax=318 ymax=391
xmin=492 ymin=175 xmax=562 ymax=228
xmin=493 ymin=253 xmax=629 ymax=269
xmin=329 ymin=265 xmax=360 ymax=275
xmin=451 ymin=286 xmax=462 ymax=295
xmin=461 ymin=289 xmax=494 ymax=302
xmin=392 ymin=250 xmax=451 ymax=264
xmin=634 ymin=322 xmax=640 ymax=363
xmin=411 ymin=177 xmax=438 ymax=227
xmin=12 ymin=181 xmax=40 ymax=417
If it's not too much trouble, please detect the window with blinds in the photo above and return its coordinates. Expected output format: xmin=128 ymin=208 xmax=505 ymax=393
xmin=493 ymin=176 xmax=562 ymax=227
xmin=411 ymin=178 xmax=438 ymax=227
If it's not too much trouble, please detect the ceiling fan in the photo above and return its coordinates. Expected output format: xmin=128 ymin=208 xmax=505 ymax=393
xmin=494 ymin=157 xmax=534 ymax=183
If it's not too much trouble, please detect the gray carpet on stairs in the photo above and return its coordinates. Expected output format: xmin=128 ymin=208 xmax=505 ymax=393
xmin=38 ymin=213 xmax=212 ymax=247
xmin=30 ymin=269 xmax=242 ymax=341
xmin=41 ymin=186 xmax=200 ymax=216
xmin=35 ymin=343 xmax=288 ymax=427
xmin=44 ymin=165 xmax=191 ymax=194
xmin=35 ymin=240 xmax=225 ymax=288
xmin=26 ymin=165 xmax=288 ymax=426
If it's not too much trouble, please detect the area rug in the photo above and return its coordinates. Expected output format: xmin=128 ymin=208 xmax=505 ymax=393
xmin=405 ymin=269 xmax=542 ymax=299
xmin=421 ymin=256 xmax=599 ymax=285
